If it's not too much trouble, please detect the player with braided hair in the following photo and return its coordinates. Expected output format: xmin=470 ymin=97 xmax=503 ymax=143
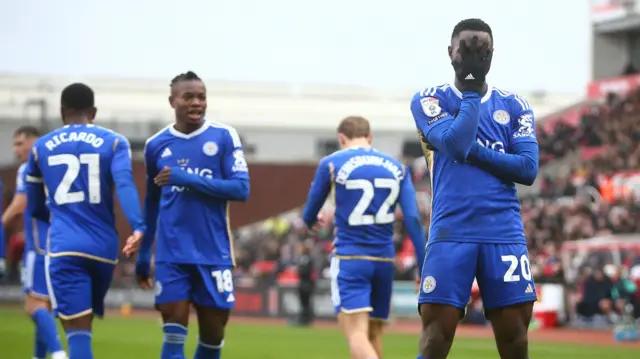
xmin=137 ymin=71 xmax=250 ymax=359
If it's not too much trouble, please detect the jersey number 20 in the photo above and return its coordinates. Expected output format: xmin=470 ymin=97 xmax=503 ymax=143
xmin=346 ymin=179 xmax=399 ymax=226
xmin=48 ymin=154 xmax=101 ymax=205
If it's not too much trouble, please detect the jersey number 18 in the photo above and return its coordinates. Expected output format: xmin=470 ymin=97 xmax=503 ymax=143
xmin=48 ymin=154 xmax=101 ymax=205
xmin=346 ymin=178 xmax=399 ymax=226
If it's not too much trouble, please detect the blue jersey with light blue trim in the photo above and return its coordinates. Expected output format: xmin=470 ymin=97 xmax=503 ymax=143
xmin=25 ymin=124 xmax=141 ymax=262
xmin=308 ymin=147 xmax=410 ymax=258
xmin=16 ymin=163 xmax=49 ymax=254
xmin=411 ymin=84 xmax=537 ymax=244
xmin=144 ymin=121 xmax=249 ymax=266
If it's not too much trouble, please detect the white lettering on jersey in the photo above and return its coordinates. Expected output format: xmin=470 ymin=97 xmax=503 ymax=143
xmin=45 ymin=132 xmax=105 ymax=151
xmin=171 ymin=167 xmax=213 ymax=192
xmin=335 ymin=155 xmax=403 ymax=185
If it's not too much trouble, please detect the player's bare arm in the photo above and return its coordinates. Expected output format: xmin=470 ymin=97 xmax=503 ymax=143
xmin=1 ymin=193 xmax=26 ymax=227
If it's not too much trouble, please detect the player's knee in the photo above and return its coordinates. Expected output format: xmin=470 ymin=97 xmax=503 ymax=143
xmin=495 ymin=325 xmax=528 ymax=351
xmin=198 ymin=328 xmax=225 ymax=347
xmin=24 ymin=295 xmax=49 ymax=315
xmin=419 ymin=321 xmax=455 ymax=354
xmin=368 ymin=319 xmax=384 ymax=341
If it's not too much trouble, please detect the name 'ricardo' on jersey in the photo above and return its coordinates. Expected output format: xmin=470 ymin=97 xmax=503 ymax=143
xmin=144 ymin=121 xmax=249 ymax=266
xmin=25 ymin=124 xmax=142 ymax=262
xmin=410 ymin=84 xmax=538 ymax=245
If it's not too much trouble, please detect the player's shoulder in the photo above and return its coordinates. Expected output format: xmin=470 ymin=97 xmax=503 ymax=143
xmin=205 ymin=120 xmax=242 ymax=148
xmin=17 ymin=162 xmax=27 ymax=175
xmin=411 ymin=83 xmax=456 ymax=103
xmin=144 ymin=125 xmax=172 ymax=152
xmin=491 ymin=86 xmax=532 ymax=114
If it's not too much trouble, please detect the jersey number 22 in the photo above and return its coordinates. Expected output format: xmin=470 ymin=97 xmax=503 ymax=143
xmin=48 ymin=154 xmax=101 ymax=205
xmin=346 ymin=178 xmax=399 ymax=226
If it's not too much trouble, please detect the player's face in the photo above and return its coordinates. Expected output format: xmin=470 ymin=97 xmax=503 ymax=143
xmin=13 ymin=133 xmax=35 ymax=162
xmin=169 ymin=80 xmax=207 ymax=125
xmin=448 ymin=30 xmax=493 ymax=66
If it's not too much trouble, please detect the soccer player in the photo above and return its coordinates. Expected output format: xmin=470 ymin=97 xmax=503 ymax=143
xmin=410 ymin=19 xmax=539 ymax=359
xmin=2 ymin=126 xmax=67 ymax=359
xmin=136 ymin=71 xmax=250 ymax=359
xmin=25 ymin=83 xmax=146 ymax=359
xmin=302 ymin=116 xmax=426 ymax=359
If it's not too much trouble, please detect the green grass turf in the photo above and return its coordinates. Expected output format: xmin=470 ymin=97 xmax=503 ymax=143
xmin=0 ymin=308 xmax=636 ymax=359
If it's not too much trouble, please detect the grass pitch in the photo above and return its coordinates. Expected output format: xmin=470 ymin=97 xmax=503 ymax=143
xmin=0 ymin=308 xmax=636 ymax=359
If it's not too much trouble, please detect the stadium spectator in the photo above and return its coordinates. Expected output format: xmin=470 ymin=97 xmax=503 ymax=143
xmin=575 ymin=267 xmax=614 ymax=323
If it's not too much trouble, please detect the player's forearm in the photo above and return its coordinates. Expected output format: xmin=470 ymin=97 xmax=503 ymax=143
xmin=398 ymin=183 xmax=426 ymax=273
xmin=426 ymin=93 xmax=481 ymax=161
xmin=2 ymin=193 xmax=26 ymax=227
xmin=467 ymin=142 xmax=539 ymax=185
xmin=171 ymin=170 xmax=249 ymax=201
xmin=139 ymin=193 xmax=159 ymax=262
xmin=404 ymin=215 xmax=426 ymax=273
xmin=302 ymin=187 xmax=329 ymax=229
xmin=114 ymin=175 xmax=146 ymax=233
xmin=26 ymin=183 xmax=49 ymax=222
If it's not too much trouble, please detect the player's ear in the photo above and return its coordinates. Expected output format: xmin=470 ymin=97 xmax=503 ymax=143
xmin=168 ymin=95 xmax=175 ymax=109
xmin=367 ymin=134 xmax=373 ymax=144
xmin=337 ymin=133 xmax=347 ymax=148
xmin=448 ymin=45 xmax=453 ymax=60
xmin=59 ymin=108 xmax=65 ymax=124
xmin=89 ymin=107 xmax=97 ymax=122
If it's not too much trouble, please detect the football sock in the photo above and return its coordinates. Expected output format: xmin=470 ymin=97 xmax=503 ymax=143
xmin=33 ymin=328 xmax=47 ymax=359
xmin=66 ymin=330 xmax=92 ymax=359
xmin=193 ymin=339 xmax=223 ymax=359
xmin=162 ymin=323 xmax=188 ymax=359
xmin=32 ymin=308 xmax=65 ymax=354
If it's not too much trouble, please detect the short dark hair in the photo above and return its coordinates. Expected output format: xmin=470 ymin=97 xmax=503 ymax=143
xmin=60 ymin=83 xmax=95 ymax=111
xmin=451 ymin=18 xmax=493 ymax=42
xmin=14 ymin=125 xmax=40 ymax=138
xmin=338 ymin=116 xmax=371 ymax=139
xmin=170 ymin=71 xmax=202 ymax=88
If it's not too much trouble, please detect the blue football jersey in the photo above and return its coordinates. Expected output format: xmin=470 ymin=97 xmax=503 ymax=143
xmin=305 ymin=147 xmax=411 ymax=259
xmin=16 ymin=163 xmax=49 ymax=255
xmin=411 ymin=84 xmax=537 ymax=245
xmin=25 ymin=124 xmax=142 ymax=262
xmin=144 ymin=121 xmax=249 ymax=266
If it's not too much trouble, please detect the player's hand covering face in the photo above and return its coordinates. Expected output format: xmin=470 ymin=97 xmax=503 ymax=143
xmin=451 ymin=35 xmax=493 ymax=93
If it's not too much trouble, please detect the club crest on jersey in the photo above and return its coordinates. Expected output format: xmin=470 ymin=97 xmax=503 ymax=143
xmin=492 ymin=110 xmax=510 ymax=125
xmin=202 ymin=141 xmax=218 ymax=156
xmin=420 ymin=97 xmax=442 ymax=117
xmin=422 ymin=275 xmax=436 ymax=294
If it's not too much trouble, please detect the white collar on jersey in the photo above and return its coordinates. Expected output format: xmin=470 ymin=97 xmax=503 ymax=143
xmin=450 ymin=82 xmax=493 ymax=103
xmin=168 ymin=119 xmax=210 ymax=139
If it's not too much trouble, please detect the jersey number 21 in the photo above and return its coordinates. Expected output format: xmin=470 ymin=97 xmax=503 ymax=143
xmin=346 ymin=178 xmax=399 ymax=226
xmin=48 ymin=154 xmax=101 ymax=205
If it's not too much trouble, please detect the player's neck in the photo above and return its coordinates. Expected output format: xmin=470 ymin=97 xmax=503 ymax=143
xmin=64 ymin=117 xmax=90 ymax=125
xmin=342 ymin=139 xmax=371 ymax=149
xmin=454 ymin=80 xmax=488 ymax=95
xmin=173 ymin=121 xmax=204 ymax=135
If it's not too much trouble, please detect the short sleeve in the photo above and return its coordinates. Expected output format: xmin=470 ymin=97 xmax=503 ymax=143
xmin=221 ymin=127 xmax=249 ymax=180
xmin=25 ymin=146 xmax=43 ymax=184
xmin=510 ymin=95 xmax=537 ymax=145
xmin=16 ymin=164 xmax=27 ymax=194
